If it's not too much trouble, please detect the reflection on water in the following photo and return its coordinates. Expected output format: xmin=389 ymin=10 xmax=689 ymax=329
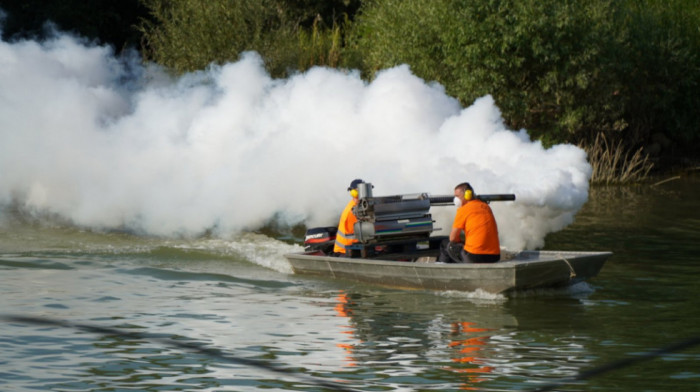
xmin=319 ymin=288 xmax=603 ymax=391
xmin=447 ymin=322 xmax=494 ymax=390
xmin=334 ymin=291 xmax=360 ymax=367
xmin=0 ymin=260 xmax=695 ymax=391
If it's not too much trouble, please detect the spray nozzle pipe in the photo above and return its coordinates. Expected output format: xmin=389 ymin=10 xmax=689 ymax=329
xmin=428 ymin=194 xmax=516 ymax=205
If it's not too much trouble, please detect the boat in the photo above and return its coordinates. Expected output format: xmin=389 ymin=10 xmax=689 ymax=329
xmin=285 ymin=181 xmax=610 ymax=293
xmin=284 ymin=248 xmax=611 ymax=294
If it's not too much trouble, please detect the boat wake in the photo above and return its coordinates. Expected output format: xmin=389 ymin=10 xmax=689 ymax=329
xmin=0 ymin=216 xmax=300 ymax=274
xmin=435 ymin=289 xmax=508 ymax=302
xmin=508 ymin=281 xmax=596 ymax=298
xmin=431 ymin=280 xmax=595 ymax=301
xmin=215 ymin=233 xmax=300 ymax=274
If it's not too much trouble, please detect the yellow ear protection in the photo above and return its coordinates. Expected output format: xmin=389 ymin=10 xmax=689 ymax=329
xmin=348 ymin=179 xmax=364 ymax=198
xmin=464 ymin=189 xmax=473 ymax=201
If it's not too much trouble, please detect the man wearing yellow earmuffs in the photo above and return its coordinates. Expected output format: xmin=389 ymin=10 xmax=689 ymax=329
xmin=333 ymin=179 xmax=363 ymax=255
xmin=438 ymin=182 xmax=501 ymax=263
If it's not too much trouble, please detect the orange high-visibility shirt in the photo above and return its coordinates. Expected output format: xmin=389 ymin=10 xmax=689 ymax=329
xmin=452 ymin=199 xmax=500 ymax=255
xmin=333 ymin=199 xmax=358 ymax=254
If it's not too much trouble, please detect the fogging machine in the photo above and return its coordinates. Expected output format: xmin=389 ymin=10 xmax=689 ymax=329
xmin=304 ymin=182 xmax=515 ymax=257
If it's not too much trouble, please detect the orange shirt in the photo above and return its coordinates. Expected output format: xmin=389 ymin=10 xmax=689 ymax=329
xmin=452 ymin=199 xmax=500 ymax=255
xmin=333 ymin=199 xmax=358 ymax=253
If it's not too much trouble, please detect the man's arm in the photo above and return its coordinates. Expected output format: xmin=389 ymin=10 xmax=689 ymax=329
xmin=449 ymin=227 xmax=462 ymax=243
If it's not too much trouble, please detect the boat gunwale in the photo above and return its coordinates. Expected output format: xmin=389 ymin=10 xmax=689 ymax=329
xmin=284 ymin=250 xmax=613 ymax=270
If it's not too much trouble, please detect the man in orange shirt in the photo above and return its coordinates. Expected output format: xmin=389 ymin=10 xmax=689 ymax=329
xmin=333 ymin=179 xmax=363 ymax=256
xmin=438 ymin=182 xmax=501 ymax=263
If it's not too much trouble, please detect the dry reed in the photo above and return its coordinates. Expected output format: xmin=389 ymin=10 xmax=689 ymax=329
xmin=583 ymin=133 xmax=654 ymax=184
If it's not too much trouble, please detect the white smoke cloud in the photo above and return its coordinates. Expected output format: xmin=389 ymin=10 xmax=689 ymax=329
xmin=0 ymin=30 xmax=591 ymax=250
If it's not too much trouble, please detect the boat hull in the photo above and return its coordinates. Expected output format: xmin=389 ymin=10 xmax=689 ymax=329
xmin=284 ymin=250 xmax=611 ymax=293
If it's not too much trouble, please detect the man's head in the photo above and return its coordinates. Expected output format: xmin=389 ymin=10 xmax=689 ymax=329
xmin=348 ymin=179 xmax=363 ymax=199
xmin=348 ymin=179 xmax=364 ymax=191
xmin=454 ymin=182 xmax=474 ymax=203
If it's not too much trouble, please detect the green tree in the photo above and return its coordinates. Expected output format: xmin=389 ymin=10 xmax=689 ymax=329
xmin=352 ymin=0 xmax=627 ymax=145
xmin=618 ymin=0 xmax=700 ymax=159
xmin=349 ymin=0 xmax=700 ymax=174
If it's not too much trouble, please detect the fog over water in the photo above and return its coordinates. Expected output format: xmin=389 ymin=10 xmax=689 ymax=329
xmin=0 ymin=29 xmax=592 ymax=250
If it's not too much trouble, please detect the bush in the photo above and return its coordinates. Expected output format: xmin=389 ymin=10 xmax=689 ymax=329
xmin=352 ymin=0 xmax=627 ymax=143
xmin=617 ymin=0 xmax=700 ymax=158
xmin=349 ymin=0 xmax=700 ymax=173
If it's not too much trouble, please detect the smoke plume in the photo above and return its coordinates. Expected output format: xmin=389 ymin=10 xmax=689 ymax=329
xmin=0 ymin=30 xmax=591 ymax=250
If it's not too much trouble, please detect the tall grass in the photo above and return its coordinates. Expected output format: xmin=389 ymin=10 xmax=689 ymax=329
xmin=138 ymin=0 xmax=299 ymax=76
xmin=583 ymin=133 xmax=654 ymax=184
xmin=296 ymin=16 xmax=344 ymax=71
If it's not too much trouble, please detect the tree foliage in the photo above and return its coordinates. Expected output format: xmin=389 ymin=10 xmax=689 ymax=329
xmin=350 ymin=0 xmax=700 ymax=165
xmin=617 ymin=0 xmax=700 ymax=155
xmin=353 ymin=1 xmax=624 ymax=143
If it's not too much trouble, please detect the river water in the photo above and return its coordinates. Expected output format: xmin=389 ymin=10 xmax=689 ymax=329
xmin=1 ymin=175 xmax=699 ymax=392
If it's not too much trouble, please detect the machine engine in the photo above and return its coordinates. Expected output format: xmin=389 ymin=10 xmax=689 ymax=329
xmin=303 ymin=226 xmax=337 ymax=253
xmin=352 ymin=182 xmax=435 ymax=243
